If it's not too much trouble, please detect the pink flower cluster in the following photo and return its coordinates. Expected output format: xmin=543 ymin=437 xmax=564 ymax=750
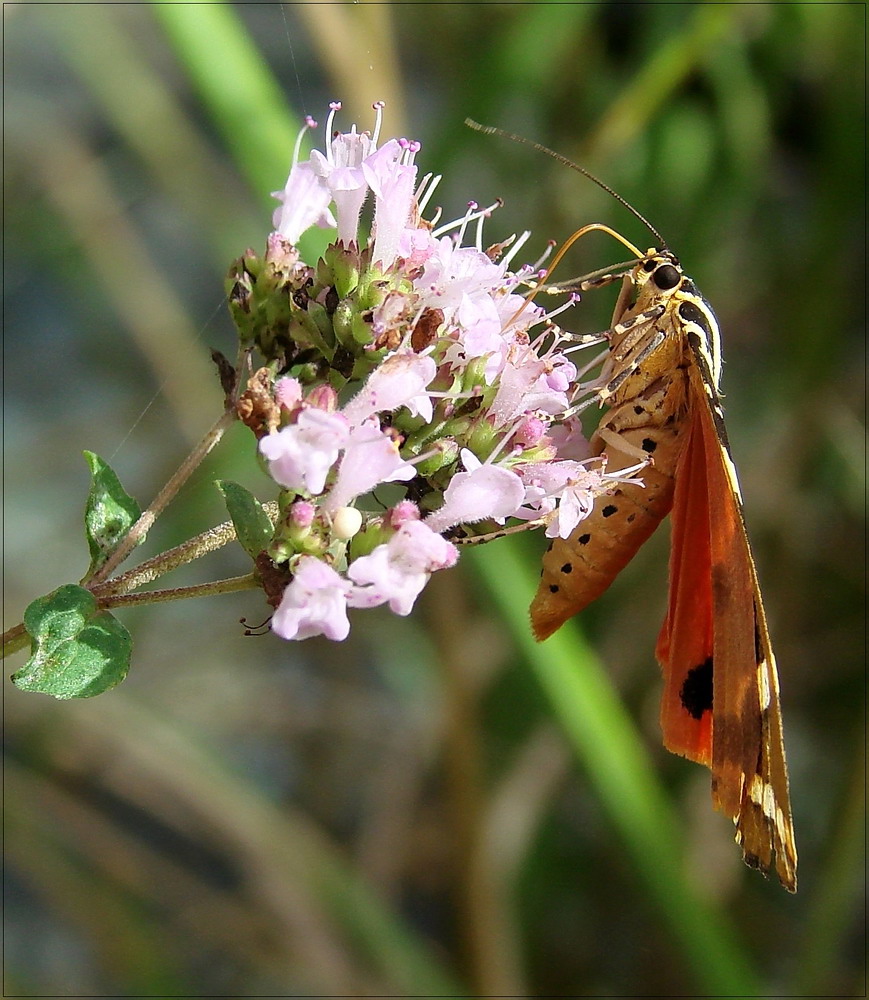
xmin=255 ymin=102 xmax=647 ymax=642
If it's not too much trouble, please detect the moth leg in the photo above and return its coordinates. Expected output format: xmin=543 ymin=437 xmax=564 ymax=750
xmin=599 ymin=330 xmax=666 ymax=402
xmin=450 ymin=518 xmax=546 ymax=545
xmin=541 ymin=260 xmax=639 ymax=296
xmin=594 ymin=425 xmax=656 ymax=465
xmin=609 ymin=305 xmax=667 ymax=359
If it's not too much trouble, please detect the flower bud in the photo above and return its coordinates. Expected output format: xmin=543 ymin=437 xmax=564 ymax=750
xmin=467 ymin=417 xmax=499 ymax=459
xmin=387 ymin=501 xmax=421 ymax=529
xmin=306 ymin=385 xmax=339 ymax=411
xmin=514 ymin=415 xmax=546 ymax=448
xmin=332 ymin=506 xmax=363 ymax=540
xmin=332 ymin=299 xmax=355 ymax=347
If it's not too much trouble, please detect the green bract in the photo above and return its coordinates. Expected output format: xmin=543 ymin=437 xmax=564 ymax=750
xmin=216 ymin=480 xmax=275 ymax=560
xmin=82 ymin=451 xmax=142 ymax=580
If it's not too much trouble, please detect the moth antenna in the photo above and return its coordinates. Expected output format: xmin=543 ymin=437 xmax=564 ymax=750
xmin=465 ymin=118 xmax=669 ymax=251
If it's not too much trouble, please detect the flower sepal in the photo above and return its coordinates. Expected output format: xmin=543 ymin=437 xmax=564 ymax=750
xmin=346 ymin=516 xmax=392 ymax=561
xmin=412 ymin=437 xmax=459 ymax=478
xmin=290 ymin=300 xmax=336 ymax=362
xmin=325 ymin=242 xmax=362 ymax=299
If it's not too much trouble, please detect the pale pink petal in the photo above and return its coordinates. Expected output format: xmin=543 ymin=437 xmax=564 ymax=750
xmin=323 ymin=420 xmax=415 ymax=512
xmin=259 ymin=409 xmax=349 ymax=495
xmin=342 ymin=352 xmax=436 ymax=425
xmin=272 ymin=557 xmax=351 ymax=641
xmin=272 ymin=162 xmax=336 ymax=244
xmin=424 ymin=456 xmax=526 ymax=531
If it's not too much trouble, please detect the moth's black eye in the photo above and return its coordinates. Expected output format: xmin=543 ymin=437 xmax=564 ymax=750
xmin=653 ymin=263 xmax=680 ymax=290
xmin=642 ymin=258 xmax=657 ymax=272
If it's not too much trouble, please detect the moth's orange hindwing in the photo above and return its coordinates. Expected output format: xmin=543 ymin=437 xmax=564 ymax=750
xmin=658 ymin=292 xmax=797 ymax=891
xmin=530 ymin=249 xmax=797 ymax=889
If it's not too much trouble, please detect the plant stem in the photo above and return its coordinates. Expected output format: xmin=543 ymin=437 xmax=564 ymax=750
xmin=1 ymin=501 xmax=280 ymax=660
xmin=88 ymin=407 xmax=237 ymax=587
xmin=97 ymin=573 xmax=259 ymax=608
xmin=2 ymin=574 xmax=259 ymax=658
xmin=2 ymin=625 xmax=28 ymax=659
xmin=93 ymin=501 xmax=278 ymax=597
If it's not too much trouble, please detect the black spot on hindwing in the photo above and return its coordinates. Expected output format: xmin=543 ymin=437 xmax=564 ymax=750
xmin=681 ymin=657 xmax=714 ymax=719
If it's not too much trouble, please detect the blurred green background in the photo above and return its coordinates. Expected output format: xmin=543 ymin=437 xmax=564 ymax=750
xmin=4 ymin=3 xmax=864 ymax=996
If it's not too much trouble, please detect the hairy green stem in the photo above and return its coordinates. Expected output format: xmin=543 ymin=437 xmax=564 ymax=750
xmin=93 ymin=501 xmax=278 ymax=597
xmin=1 ymin=500 xmax=280 ymax=660
xmin=98 ymin=573 xmax=259 ymax=607
xmin=2 ymin=625 xmax=28 ymax=659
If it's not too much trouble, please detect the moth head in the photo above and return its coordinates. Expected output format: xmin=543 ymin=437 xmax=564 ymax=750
xmin=632 ymin=250 xmax=684 ymax=303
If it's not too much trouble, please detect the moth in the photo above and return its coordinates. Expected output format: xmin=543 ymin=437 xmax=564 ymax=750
xmin=465 ymin=119 xmax=797 ymax=891
xmin=530 ymin=240 xmax=798 ymax=892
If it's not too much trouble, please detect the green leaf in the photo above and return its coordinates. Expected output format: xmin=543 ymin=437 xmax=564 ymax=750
xmin=216 ymin=480 xmax=274 ymax=559
xmin=12 ymin=584 xmax=131 ymax=698
xmin=82 ymin=450 xmax=142 ymax=577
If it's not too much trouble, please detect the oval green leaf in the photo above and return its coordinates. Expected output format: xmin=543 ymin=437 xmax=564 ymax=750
xmin=12 ymin=584 xmax=131 ymax=698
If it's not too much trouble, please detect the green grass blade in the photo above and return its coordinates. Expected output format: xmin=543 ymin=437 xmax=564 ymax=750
xmin=150 ymin=2 xmax=297 ymax=202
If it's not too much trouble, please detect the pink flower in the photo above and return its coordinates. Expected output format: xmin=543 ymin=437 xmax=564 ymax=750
xmin=419 ymin=239 xmax=504 ymax=304
xmin=272 ymin=557 xmax=351 ymax=641
xmin=310 ymin=125 xmax=375 ymax=245
xmin=272 ymin=162 xmax=336 ymax=244
xmin=259 ymin=409 xmax=349 ymax=495
xmin=514 ymin=459 xmax=582 ymax=523
xmin=342 ymin=351 xmax=436 ymax=424
xmin=515 ymin=459 xmax=638 ymax=539
xmin=548 ymin=418 xmax=592 ymax=461
xmin=387 ymin=500 xmax=422 ymax=529
xmin=424 ymin=449 xmax=526 ymax=532
xmin=490 ymin=355 xmax=548 ymax=427
xmin=274 ymin=377 xmax=303 ymax=410
xmin=544 ymin=353 xmax=577 ymax=393
xmin=457 ymin=291 xmax=505 ymax=363
xmin=347 ymin=520 xmax=458 ymax=615
xmin=547 ymin=468 xmax=604 ymax=538
xmin=522 ymin=368 xmax=571 ymax=415
xmin=323 ymin=419 xmax=416 ymax=512
xmin=514 ymin=415 xmax=546 ymax=448
xmin=397 ymin=226 xmax=439 ymax=270
xmin=364 ymin=139 xmax=418 ymax=269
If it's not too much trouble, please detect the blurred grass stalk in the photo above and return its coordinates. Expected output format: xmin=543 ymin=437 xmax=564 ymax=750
xmin=467 ymin=542 xmax=762 ymax=997
xmin=7 ymin=697 xmax=466 ymax=995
